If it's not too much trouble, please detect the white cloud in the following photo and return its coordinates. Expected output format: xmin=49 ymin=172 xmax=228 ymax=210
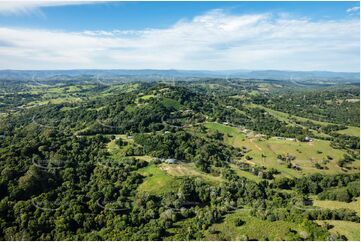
xmin=0 ymin=1 xmax=90 ymax=16
xmin=346 ymin=6 xmax=360 ymax=13
xmin=0 ymin=9 xmax=359 ymax=71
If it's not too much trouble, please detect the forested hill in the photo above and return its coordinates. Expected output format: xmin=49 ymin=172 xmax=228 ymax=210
xmin=0 ymin=79 xmax=359 ymax=240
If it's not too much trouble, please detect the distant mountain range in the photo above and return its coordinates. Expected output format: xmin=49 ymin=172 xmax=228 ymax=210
xmin=0 ymin=69 xmax=359 ymax=83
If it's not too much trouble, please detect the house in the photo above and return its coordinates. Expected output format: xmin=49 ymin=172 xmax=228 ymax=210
xmin=165 ymin=158 xmax=177 ymax=164
xmin=303 ymin=136 xmax=312 ymax=142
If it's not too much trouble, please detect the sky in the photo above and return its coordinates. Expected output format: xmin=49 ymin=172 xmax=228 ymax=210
xmin=0 ymin=0 xmax=359 ymax=71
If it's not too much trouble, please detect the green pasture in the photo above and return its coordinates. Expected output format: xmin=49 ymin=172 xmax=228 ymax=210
xmin=204 ymin=209 xmax=304 ymax=240
xmin=137 ymin=164 xmax=180 ymax=195
xmin=204 ymin=122 xmax=359 ymax=178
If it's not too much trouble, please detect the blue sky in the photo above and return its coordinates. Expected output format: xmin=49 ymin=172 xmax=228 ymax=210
xmin=0 ymin=1 xmax=359 ymax=71
xmin=0 ymin=1 xmax=359 ymax=31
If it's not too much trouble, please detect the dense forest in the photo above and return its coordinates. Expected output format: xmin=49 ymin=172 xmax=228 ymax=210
xmin=0 ymin=77 xmax=359 ymax=240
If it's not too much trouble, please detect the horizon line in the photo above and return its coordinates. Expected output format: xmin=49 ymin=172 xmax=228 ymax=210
xmin=0 ymin=68 xmax=359 ymax=74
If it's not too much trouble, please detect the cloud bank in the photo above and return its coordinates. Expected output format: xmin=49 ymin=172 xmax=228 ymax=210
xmin=0 ymin=9 xmax=359 ymax=71
xmin=0 ymin=1 xmax=88 ymax=16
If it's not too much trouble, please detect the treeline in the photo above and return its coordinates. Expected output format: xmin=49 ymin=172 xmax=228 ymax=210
xmin=245 ymin=108 xmax=309 ymax=138
xmin=330 ymin=134 xmax=360 ymax=150
xmin=264 ymin=87 xmax=360 ymax=126
xmin=273 ymin=173 xmax=360 ymax=202
xmin=317 ymin=181 xmax=360 ymax=202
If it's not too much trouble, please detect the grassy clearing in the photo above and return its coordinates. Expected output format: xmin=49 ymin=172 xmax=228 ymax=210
xmin=124 ymin=104 xmax=138 ymax=112
xmin=28 ymin=84 xmax=96 ymax=95
xmin=316 ymin=220 xmax=360 ymax=241
xmin=138 ymin=162 xmax=223 ymax=195
xmin=345 ymin=98 xmax=360 ymax=103
xmin=204 ymin=122 xmax=358 ymax=178
xmin=137 ymin=164 xmax=180 ymax=195
xmin=249 ymin=90 xmax=260 ymax=96
xmin=204 ymin=209 xmax=303 ymax=240
xmin=257 ymin=83 xmax=270 ymax=92
xmin=230 ymin=164 xmax=262 ymax=182
xmin=159 ymin=162 xmax=223 ymax=185
xmin=204 ymin=122 xmax=242 ymax=135
xmin=139 ymin=94 xmax=156 ymax=100
xmin=247 ymin=103 xmax=292 ymax=123
xmin=312 ymin=197 xmax=360 ymax=215
xmin=336 ymin=126 xmax=360 ymax=137
xmin=248 ymin=104 xmax=332 ymax=127
xmin=248 ymin=137 xmax=355 ymax=175
xmin=161 ymin=98 xmax=181 ymax=110
xmin=134 ymin=94 xmax=156 ymax=104
xmin=107 ymin=136 xmax=132 ymax=159
xmin=204 ymin=122 xmax=247 ymax=148
xmin=229 ymin=94 xmax=246 ymax=100
xmin=27 ymin=96 xmax=82 ymax=106
xmin=60 ymin=106 xmax=78 ymax=112
xmin=106 ymin=135 xmax=154 ymax=162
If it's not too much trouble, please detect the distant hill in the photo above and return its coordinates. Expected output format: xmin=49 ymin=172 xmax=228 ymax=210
xmin=0 ymin=69 xmax=359 ymax=83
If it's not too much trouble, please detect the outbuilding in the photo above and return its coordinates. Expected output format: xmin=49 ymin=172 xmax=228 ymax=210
xmin=165 ymin=158 xmax=177 ymax=164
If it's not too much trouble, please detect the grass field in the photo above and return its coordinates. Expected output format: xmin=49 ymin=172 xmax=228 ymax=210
xmin=139 ymin=94 xmax=156 ymax=100
xmin=247 ymin=137 xmax=356 ymax=176
xmin=203 ymin=209 xmax=304 ymax=240
xmin=27 ymin=96 xmax=82 ymax=106
xmin=311 ymin=196 xmax=360 ymax=240
xmin=248 ymin=104 xmax=332 ymax=127
xmin=107 ymin=135 xmax=132 ymax=159
xmin=204 ymin=122 xmax=247 ymax=149
xmin=161 ymin=97 xmax=181 ymax=109
xmin=27 ymin=84 xmax=96 ymax=95
xmin=137 ymin=164 xmax=180 ymax=195
xmin=336 ymin=126 xmax=360 ymax=137
xmin=312 ymin=197 xmax=360 ymax=215
xmin=159 ymin=162 xmax=224 ymax=185
xmin=230 ymin=164 xmax=262 ymax=182
xmin=138 ymin=162 xmax=224 ymax=194
xmin=107 ymin=135 xmax=154 ymax=162
xmin=106 ymin=136 xmax=178 ymax=195
xmin=204 ymin=122 xmax=359 ymax=178
xmin=316 ymin=220 xmax=360 ymax=241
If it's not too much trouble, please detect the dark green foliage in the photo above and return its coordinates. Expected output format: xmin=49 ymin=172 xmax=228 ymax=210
xmin=115 ymin=138 xmax=127 ymax=147
xmin=134 ymin=131 xmax=234 ymax=169
xmin=318 ymin=181 xmax=360 ymax=202
xmin=273 ymin=173 xmax=360 ymax=195
xmin=331 ymin=134 xmax=360 ymax=150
